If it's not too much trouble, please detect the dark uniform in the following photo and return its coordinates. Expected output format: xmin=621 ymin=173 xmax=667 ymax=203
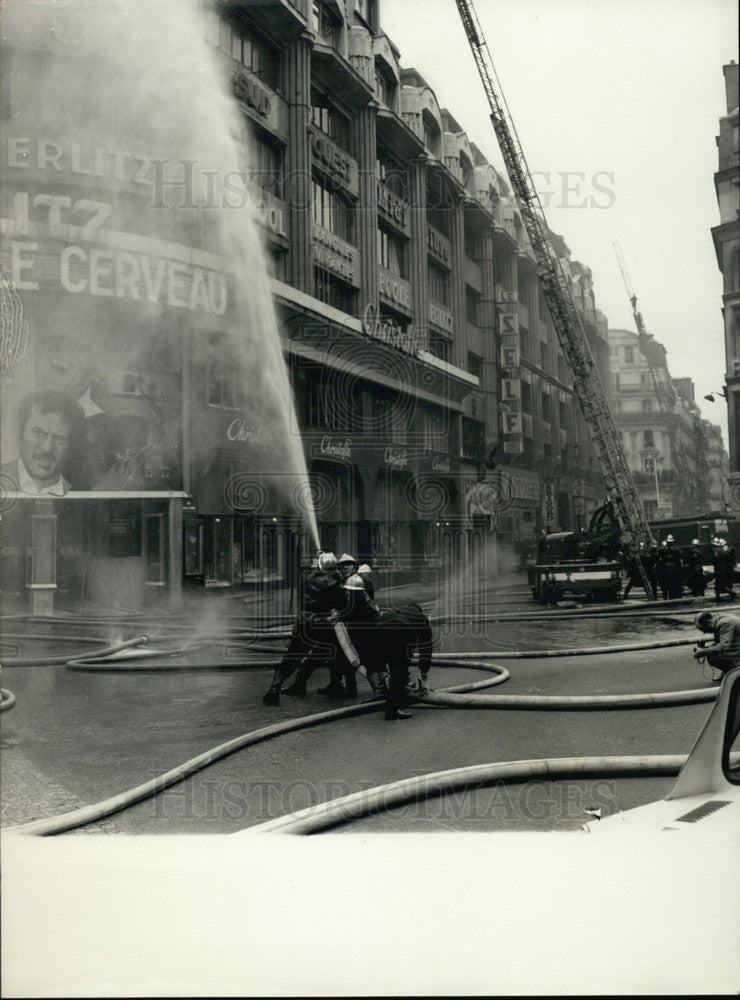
xmin=684 ymin=546 xmax=706 ymax=597
xmin=654 ymin=542 xmax=684 ymax=600
xmin=332 ymin=584 xmax=381 ymax=697
xmin=713 ymin=544 xmax=737 ymax=603
xmin=367 ymin=602 xmax=433 ymax=720
xmin=262 ymin=565 xmax=345 ymax=705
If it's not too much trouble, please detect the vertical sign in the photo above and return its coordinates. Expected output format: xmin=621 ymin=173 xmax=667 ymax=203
xmin=497 ymin=292 xmax=523 ymax=454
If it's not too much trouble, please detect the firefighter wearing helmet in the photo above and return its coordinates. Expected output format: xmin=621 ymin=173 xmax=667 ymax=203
xmin=685 ymin=539 xmax=707 ymax=597
xmin=262 ymin=551 xmax=345 ymax=706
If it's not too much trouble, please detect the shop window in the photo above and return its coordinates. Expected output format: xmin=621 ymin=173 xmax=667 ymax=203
xmin=312 ymin=176 xmax=353 ymax=242
xmin=144 ymin=513 xmax=165 ymax=584
xmin=207 ymin=355 xmax=236 ymax=409
xmin=184 ymin=520 xmax=204 ymax=576
xmin=377 ymin=226 xmax=408 ymax=278
xmin=104 ymin=518 xmax=140 ymax=559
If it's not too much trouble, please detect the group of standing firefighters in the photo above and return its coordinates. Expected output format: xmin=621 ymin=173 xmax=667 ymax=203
xmin=262 ymin=552 xmax=433 ymax=721
xmin=622 ymin=535 xmax=737 ymax=602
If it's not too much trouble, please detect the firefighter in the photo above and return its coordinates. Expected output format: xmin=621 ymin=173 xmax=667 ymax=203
xmin=357 ymin=563 xmax=375 ymax=601
xmin=684 ymin=539 xmax=707 ymax=597
xmin=622 ymin=542 xmax=647 ymax=599
xmin=654 ymin=535 xmax=684 ymax=600
xmin=693 ymin=610 xmax=740 ymax=680
xmin=331 ymin=573 xmax=384 ymax=699
xmin=368 ymin=602 xmax=434 ymax=721
xmin=713 ymin=538 xmax=737 ymax=603
xmin=262 ymin=551 xmax=345 ymax=706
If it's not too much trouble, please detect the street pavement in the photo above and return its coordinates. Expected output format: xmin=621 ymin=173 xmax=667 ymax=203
xmin=1 ymin=573 xmax=722 ymax=836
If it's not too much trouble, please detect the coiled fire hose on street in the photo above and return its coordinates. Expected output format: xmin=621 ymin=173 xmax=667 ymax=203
xmin=4 ymin=640 xmax=722 ymax=836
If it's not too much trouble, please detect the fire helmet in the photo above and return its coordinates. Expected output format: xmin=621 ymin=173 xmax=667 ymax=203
xmin=357 ymin=563 xmax=372 ymax=576
xmin=666 ymin=535 xmax=674 ymax=543
xmin=692 ymin=539 xmax=700 ymax=546
xmin=317 ymin=552 xmax=337 ymax=571
xmin=343 ymin=573 xmax=366 ymax=591
xmin=337 ymin=553 xmax=358 ymax=566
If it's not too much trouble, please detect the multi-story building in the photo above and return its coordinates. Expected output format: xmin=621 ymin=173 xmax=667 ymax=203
xmin=608 ymin=328 xmax=714 ymax=518
xmin=0 ymin=0 xmax=615 ymax=610
xmin=711 ymin=60 xmax=739 ymax=471
xmin=703 ymin=420 xmax=731 ymax=511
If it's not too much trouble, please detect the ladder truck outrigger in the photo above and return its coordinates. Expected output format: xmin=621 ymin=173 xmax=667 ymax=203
xmin=613 ymin=242 xmax=697 ymax=516
xmin=454 ymin=0 xmax=655 ymax=598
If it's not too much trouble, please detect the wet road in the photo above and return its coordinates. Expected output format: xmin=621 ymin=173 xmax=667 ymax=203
xmin=1 ymin=582 xmax=721 ymax=836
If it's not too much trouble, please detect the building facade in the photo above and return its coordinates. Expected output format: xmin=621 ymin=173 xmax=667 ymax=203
xmin=0 ymin=0 xmax=615 ymax=611
xmin=711 ymin=60 xmax=739 ymax=472
xmin=608 ymin=328 xmax=716 ymax=518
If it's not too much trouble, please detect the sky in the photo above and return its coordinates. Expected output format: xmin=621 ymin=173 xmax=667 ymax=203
xmin=382 ymin=0 xmax=738 ymax=448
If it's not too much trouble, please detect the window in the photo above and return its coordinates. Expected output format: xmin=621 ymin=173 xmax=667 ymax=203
xmin=542 ymin=393 xmax=552 ymax=422
xmin=421 ymin=405 xmax=448 ymax=451
xmin=314 ymin=266 xmax=356 ymax=314
xmin=428 ymin=334 xmax=450 ymax=364
xmin=642 ymin=398 xmax=653 ymax=413
xmin=207 ymin=355 xmax=236 ymax=409
xmin=375 ymin=62 xmax=396 ymax=108
xmin=624 ymin=346 xmax=634 ymax=364
xmin=423 ymin=116 xmax=440 ymax=157
xmin=356 ymin=0 xmax=377 ymax=29
xmin=461 ymin=418 xmax=485 ymax=460
xmin=376 ymin=155 xmax=407 ymax=199
xmin=213 ymin=14 xmax=281 ymax=91
xmin=428 ymin=262 xmax=449 ymax=307
xmin=312 ymin=176 xmax=353 ymax=242
xmin=299 ymin=367 xmax=363 ymax=433
xmin=643 ymin=429 xmax=655 ymax=448
xmin=521 ymin=381 xmax=532 ymax=413
xmin=310 ymin=88 xmax=351 ymax=149
xmin=311 ymin=1 xmax=340 ymax=45
xmin=377 ymin=226 xmax=408 ymax=278
xmin=467 ymin=352 xmax=483 ymax=379
xmin=245 ymin=132 xmax=283 ymax=196
xmin=614 ymin=373 xmax=621 ymax=391
xmin=242 ymin=31 xmax=282 ymax=91
xmin=372 ymin=393 xmax=406 ymax=443
xmin=540 ymin=340 xmax=548 ymax=370
xmin=466 ymin=289 xmax=481 ymax=327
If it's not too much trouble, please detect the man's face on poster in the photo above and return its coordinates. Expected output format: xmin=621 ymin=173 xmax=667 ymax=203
xmin=18 ymin=408 xmax=72 ymax=486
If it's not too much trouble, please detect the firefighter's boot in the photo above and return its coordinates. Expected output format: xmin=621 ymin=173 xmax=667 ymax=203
xmin=262 ymin=669 xmax=283 ymax=706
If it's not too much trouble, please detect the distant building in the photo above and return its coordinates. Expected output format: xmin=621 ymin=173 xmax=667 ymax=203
xmin=608 ymin=328 xmax=710 ymax=518
xmin=703 ymin=420 xmax=731 ymax=510
xmin=711 ymin=61 xmax=739 ymax=471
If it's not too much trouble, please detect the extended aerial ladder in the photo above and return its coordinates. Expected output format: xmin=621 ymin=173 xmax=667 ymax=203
xmin=454 ymin=0 xmax=655 ymax=594
xmin=613 ymin=242 xmax=695 ymax=513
